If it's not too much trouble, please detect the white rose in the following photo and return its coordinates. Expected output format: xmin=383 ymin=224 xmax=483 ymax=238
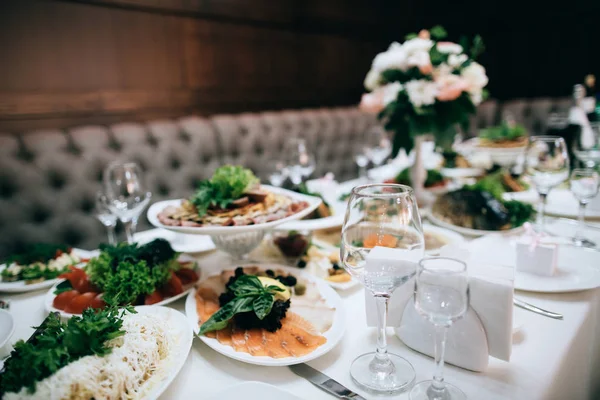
xmin=447 ymin=54 xmax=468 ymax=68
xmin=372 ymin=43 xmax=408 ymax=72
xmin=433 ymin=63 xmax=452 ymax=79
xmin=470 ymin=90 xmax=483 ymax=105
xmin=364 ymin=68 xmax=380 ymax=91
xmin=406 ymin=50 xmax=431 ymax=69
xmin=437 ymin=42 xmax=463 ymax=54
xmin=402 ymin=38 xmax=433 ymax=55
xmin=461 ymin=62 xmax=489 ymax=90
xmin=405 ymin=80 xmax=438 ymax=107
xmin=382 ymin=82 xmax=403 ymax=105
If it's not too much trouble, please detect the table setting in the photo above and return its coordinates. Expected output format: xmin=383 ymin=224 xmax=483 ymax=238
xmin=1 ymin=26 xmax=600 ymax=400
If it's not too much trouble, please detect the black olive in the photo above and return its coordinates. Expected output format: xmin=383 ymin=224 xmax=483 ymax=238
xmin=234 ymin=267 xmax=245 ymax=277
xmin=332 ymin=262 xmax=342 ymax=270
xmin=266 ymin=269 xmax=275 ymax=277
xmin=297 ymin=260 xmax=307 ymax=268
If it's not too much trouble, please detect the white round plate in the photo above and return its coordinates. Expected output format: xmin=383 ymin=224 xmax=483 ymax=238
xmin=440 ymin=167 xmax=485 ymax=179
xmin=423 ymin=223 xmax=466 ymax=255
xmin=206 ymin=382 xmax=302 ymax=400
xmin=308 ymin=239 xmax=360 ymax=291
xmin=185 ymin=264 xmax=346 ymax=366
xmin=147 ymin=185 xmax=322 ymax=235
xmin=132 ymin=306 xmax=194 ymax=400
xmin=427 ymin=212 xmax=525 ymax=237
xmin=505 ymin=188 xmax=600 ymax=219
xmin=134 ymin=229 xmax=215 ymax=254
xmin=0 ymin=249 xmax=96 ymax=293
xmin=469 ymin=235 xmax=600 ymax=293
xmin=277 ymin=199 xmax=346 ymax=231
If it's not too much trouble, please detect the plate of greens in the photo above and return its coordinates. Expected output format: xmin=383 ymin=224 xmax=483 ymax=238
xmin=186 ymin=264 xmax=345 ymax=366
xmin=0 ymin=246 xmax=95 ymax=293
xmin=44 ymin=239 xmax=200 ymax=318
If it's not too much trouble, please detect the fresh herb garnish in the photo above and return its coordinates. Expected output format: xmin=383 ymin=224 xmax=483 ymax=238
xmin=199 ymin=273 xmax=287 ymax=335
xmin=86 ymin=239 xmax=178 ymax=306
xmin=394 ymin=168 xmax=445 ymax=187
xmin=479 ymin=122 xmax=526 ymax=142
xmin=0 ymin=307 xmax=131 ymax=397
xmin=504 ymin=200 xmax=536 ymax=228
xmin=190 ymin=165 xmax=259 ymax=217
xmin=1 ymin=244 xmax=75 ymax=283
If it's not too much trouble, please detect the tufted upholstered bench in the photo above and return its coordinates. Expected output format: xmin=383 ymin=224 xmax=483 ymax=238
xmin=0 ymin=99 xmax=571 ymax=257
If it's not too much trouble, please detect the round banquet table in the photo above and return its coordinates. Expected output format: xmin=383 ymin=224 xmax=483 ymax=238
xmin=3 ymin=230 xmax=600 ymax=400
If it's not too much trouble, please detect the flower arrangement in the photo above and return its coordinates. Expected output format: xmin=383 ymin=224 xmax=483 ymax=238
xmin=360 ymin=26 xmax=489 ymax=154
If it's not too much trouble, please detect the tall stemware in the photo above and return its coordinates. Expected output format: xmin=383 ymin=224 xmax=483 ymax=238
xmin=524 ymin=136 xmax=570 ymax=232
xmin=284 ymin=138 xmax=315 ymax=186
xmin=569 ymin=169 xmax=600 ymax=247
xmin=410 ymin=257 xmax=469 ymax=400
xmin=94 ymin=191 xmax=117 ymax=245
xmin=340 ymin=184 xmax=424 ymax=394
xmin=103 ymin=162 xmax=151 ymax=244
xmin=365 ymin=127 xmax=392 ymax=169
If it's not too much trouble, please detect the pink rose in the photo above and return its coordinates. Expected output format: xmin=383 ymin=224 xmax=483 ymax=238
xmin=419 ymin=63 xmax=433 ymax=75
xmin=418 ymin=30 xmax=430 ymax=39
xmin=436 ymin=75 xmax=468 ymax=102
xmin=359 ymin=91 xmax=385 ymax=114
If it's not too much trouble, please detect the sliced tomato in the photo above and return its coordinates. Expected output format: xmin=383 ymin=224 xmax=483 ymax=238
xmin=88 ymin=294 xmax=106 ymax=310
xmin=174 ymin=268 xmax=199 ymax=286
xmin=73 ymin=276 xmax=99 ymax=294
xmin=64 ymin=292 xmax=97 ymax=314
xmin=144 ymin=290 xmax=165 ymax=305
xmin=53 ymin=290 xmax=80 ymax=310
xmin=160 ymin=273 xmax=183 ymax=298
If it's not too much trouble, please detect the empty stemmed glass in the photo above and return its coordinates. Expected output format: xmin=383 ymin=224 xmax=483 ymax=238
xmin=267 ymin=160 xmax=288 ymax=187
xmin=284 ymin=138 xmax=315 ymax=186
xmin=569 ymin=169 xmax=600 ymax=248
xmin=94 ymin=192 xmax=117 ymax=245
xmin=410 ymin=257 xmax=469 ymax=400
xmin=573 ymin=122 xmax=600 ymax=168
xmin=103 ymin=162 xmax=151 ymax=244
xmin=354 ymin=147 xmax=370 ymax=181
xmin=524 ymin=136 xmax=570 ymax=232
xmin=365 ymin=127 xmax=392 ymax=169
xmin=341 ymin=184 xmax=424 ymax=394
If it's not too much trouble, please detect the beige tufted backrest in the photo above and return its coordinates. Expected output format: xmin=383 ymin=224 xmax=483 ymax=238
xmin=0 ymin=102 xmax=569 ymax=257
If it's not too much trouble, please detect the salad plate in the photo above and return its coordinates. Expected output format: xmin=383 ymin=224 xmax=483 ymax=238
xmin=148 ymin=185 xmax=322 ymax=235
xmin=0 ymin=248 xmax=96 ymax=293
xmin=277 ymin=199 xmax=346 ymax=231
xmin=134 ymin=228 xmax=215 ymax=254
xmin=185 ymin=264 xmax=346 ymax=366
xmin=427 ymin=211 xmax=524 ymax=237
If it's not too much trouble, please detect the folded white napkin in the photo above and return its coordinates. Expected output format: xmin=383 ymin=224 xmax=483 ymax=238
xmin=365 ymin=244 xmax=514 ymax=369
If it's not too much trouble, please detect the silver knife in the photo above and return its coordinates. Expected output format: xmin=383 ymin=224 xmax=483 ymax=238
xmin=514 ymin=298 xmax=563 ymax=320
xmin=289 ymin=364 xmax=366 ymax=399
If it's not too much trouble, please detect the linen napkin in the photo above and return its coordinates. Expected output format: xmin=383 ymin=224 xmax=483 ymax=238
xmin=365 ymin=245 xmax=514 ymax=364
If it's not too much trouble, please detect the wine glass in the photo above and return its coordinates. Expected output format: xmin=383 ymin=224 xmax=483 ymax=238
xmin=410 ymin=257 xmax=469 ymax=400
xmin=573 ymin=122 xmax=600 ymax=168
xmin=267 ymin=160 xmax=288 ymax=187
xmin=340 ymin=184 xmax=424 ymax=394
xmin=365 ymin=127 xmax=392 ymax=169
xmin=524 ymin=136 xmax=570 ymax=231
xmin=569 ymin=169 xmax=600 ymax=247
xmin=103 ymin=162 xmax=152 ymax=244
xmin=284 ymin=138 xmax=315 ymax=186
xmin=94 ymin=191 xmax=117 ymax=245
xmin=354 ymin=147 xmax=370 ymax=181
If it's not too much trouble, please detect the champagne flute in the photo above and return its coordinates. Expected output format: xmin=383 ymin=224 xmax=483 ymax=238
xmin=410 ymin=257 xmax=469 ymax=400
xmin=103 ymin=162 xmax=151 ymax=244
xmin=284 ymin=138 xmax=315 ymax=186
xmin=94 ymin=191 xmax=117 ymax=245
xmin=524 ymin=136 xmax=570 ymax=231
xmin=569 ymin=169 xmax=600 ymax=247
xmin=341 ymin=184 xmax=424 ymax=394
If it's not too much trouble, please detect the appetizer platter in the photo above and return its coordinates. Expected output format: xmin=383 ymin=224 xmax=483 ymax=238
xmin=0 ymin=245 xmax=94 ymax=293
xmin=429 ymin=171 xmax=534 ymax=236
xmin=456 ymin=123 xmax=528 ymax=167
xmin=185 ymin=265 xmax=345 ymax=366
xmin=0 ymin=306 xmax=193 ymax=400
xmin=440 ymin=151 xmax=485 ymax=179
xmin=45 ymin=239 xmax=200 ymax=318
xmin=133 ymin=228 xmax=216 ymax=254
xmin=148 ymin=166 xmax=322 ymax=235
xmin=385 ymin=167 xmax=451 ymax=195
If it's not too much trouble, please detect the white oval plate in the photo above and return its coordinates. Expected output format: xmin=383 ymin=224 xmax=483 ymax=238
xmin=134 ymin=229 xmax=215 ymax=254
xmin=206 ymin=382 xmax=302 ymax=400
xmin=423 ymin=223 xmax=466 ymax=255
xmin=0 ymin=249 xmax=97 ymax=293
xmin=132 ymin=306 xmax=193 ymax=400
xmin=469 ymin=235 xmax=600 ymax=293
xmin=185 ymin=264 xmax=346 ymax=366
xmin=427 ymin=212 xmax=525 ymax=237
xmin=147 ymin=185 xmax=322 ymax=235
xmin=440 ymin=167 xmax=485 ymax=179
xmin=308 ymin=239 xmax=359 ymax=291
xmin=277 ymin=200 xmax=346 ymax=231
xmin=504 ymin=188 xmax=600 ymax=219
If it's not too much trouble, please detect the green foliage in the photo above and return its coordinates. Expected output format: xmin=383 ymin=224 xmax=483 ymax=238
xmin=479 ymin=122 xmax=527 ymax=141
xmin=3 ymin=244 xmax=70 ymax=266
xmin=504 ymin=200 xmax=536 ymax=228
xmin=466 ymin=171 xmax=508 ymax=200
xmin=0 ymin=307 xmax=129 ymax=397
xmin=394 ymin=168 xmax=445 ymax=187
xmin=190 ymin=165 xmax=259 ymax=216
xmin=86 ymin=240 xmax=178 ymax=306
xmin=198 ymin=275 xmax=285 ymax=335
xmin=430 ymin=25 xmax=448 ymax=40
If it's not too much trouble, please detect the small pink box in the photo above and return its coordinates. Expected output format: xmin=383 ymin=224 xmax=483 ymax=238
xmin=515 ymin=238 xmax=558 ymax=276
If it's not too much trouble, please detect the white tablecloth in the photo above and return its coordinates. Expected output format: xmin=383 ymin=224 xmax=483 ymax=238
xmin=4 ymin=243 xmax=599 ymax=400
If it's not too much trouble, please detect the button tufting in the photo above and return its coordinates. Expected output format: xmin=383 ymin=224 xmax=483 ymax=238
xmin=32 ymin=206 xmax=51 ymax=224
xmin=171 ymin=158 xmax=181 ymax=170
xmin=0 ymin=175 xmax=16 ymax=199
xmin=47 ymin=170 xmax=66 ymax=190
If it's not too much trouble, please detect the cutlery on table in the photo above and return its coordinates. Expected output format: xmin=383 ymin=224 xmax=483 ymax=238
xmin=514 ymin=298 xmax=563 ymax=320
xmin=289 ymin=364 xmax=366 ymax=399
